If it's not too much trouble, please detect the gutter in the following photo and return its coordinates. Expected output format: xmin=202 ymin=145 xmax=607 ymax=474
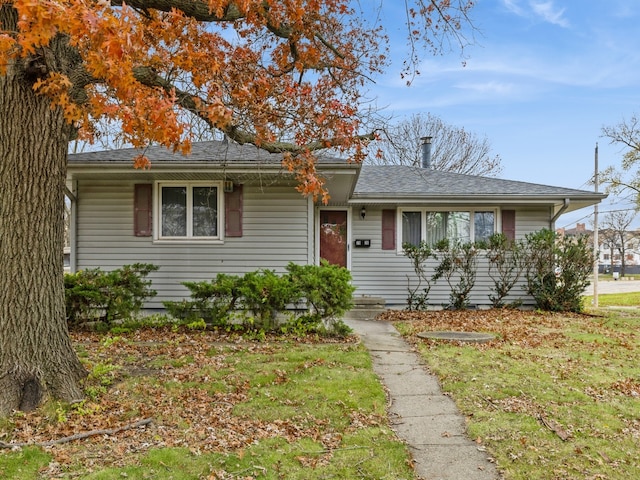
xmin=551 ymin=198 xmax=570 ymax=225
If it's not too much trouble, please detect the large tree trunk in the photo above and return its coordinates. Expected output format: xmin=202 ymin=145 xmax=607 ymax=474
xmin=0 ymin=56 xmax=87 ymax=415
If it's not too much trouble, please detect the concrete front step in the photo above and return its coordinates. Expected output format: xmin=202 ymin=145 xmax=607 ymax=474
xmin=344 ymin=308 xmax=386 ymax=320
xmin=351 ymin=296 xmax=386 ymax=308
xmin=344 ymin=297 xmax=387 ymax=320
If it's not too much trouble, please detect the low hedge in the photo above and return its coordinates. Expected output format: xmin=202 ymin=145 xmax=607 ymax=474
xmin=64 ymin=263 xmax=158 ymax=326
xmin=164 ymin=260 xmax=355 ymax=335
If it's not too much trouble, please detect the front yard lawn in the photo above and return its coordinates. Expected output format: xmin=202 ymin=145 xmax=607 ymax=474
xmin=384 ymin=308 xmax=640 ymax=480
xmin=0 ymin=328 xmax=415 ymax=479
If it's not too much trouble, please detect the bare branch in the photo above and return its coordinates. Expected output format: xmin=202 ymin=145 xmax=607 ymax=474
xmin=368 ymin=112 xmax=502 ymax=177
xmin=601 ymin=114 xmax=640 ymax=205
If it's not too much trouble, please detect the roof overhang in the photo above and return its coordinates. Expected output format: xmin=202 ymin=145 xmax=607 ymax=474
xmin=349 ymin=193 xmax=607 ymax=214
xmin=66 ymin=161 xmax=361 ymax=203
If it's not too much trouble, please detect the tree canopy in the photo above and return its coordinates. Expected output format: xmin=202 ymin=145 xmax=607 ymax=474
xmin=1 ymin=0 xmax=474 ymax=199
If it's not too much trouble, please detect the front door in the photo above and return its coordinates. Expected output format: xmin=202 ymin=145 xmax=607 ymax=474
xmin=319 ymin=210 xmax=348 ymax=267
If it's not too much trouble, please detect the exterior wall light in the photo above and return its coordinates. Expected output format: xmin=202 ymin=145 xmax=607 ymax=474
xmin=360 ymin=206 xmax=366 ymax=219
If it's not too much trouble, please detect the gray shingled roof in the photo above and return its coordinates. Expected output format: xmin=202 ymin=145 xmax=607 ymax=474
xmin=67 ymin=140 xmax=345 ymax=165
xmin=353 ymin=165 xmax=602 ymax=199
xmin=67 ymin=142 xmax=605 ymax=207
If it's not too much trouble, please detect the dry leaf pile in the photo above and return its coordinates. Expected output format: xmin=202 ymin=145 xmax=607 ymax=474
xmin=376 ymin=308 xmax=574 ymax=348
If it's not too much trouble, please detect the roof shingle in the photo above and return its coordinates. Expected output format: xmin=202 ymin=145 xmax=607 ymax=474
xmin=354 ymin=165 xmax=599 ymax=198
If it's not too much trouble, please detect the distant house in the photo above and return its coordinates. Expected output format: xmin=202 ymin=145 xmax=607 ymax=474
xmin=66 ymin=141 xmax=605 ymax=308
xmin=559 ymin=223 xmax=640 ymax=275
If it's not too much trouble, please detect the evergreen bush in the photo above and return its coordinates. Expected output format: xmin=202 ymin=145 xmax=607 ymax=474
xmin=163 ymin=273 xmax=240 ymax=326
xmin=65 ymin=263 xmax=158 ymax=326
xmin=163 ymin=262 xmax=354 ymax=336
xmin=402 ymin=241 xmax=435 ymax=310
xmin=486 ymin=233 xmax=525 ymax=308
xmin=432 ymin=240 xmax=479 ymax=310
xmin=286 ymin=260 xmax=355 ymax=324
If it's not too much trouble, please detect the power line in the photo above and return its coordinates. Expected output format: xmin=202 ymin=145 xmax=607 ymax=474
xmin=559 ymin=206 xmax=640 ymax=229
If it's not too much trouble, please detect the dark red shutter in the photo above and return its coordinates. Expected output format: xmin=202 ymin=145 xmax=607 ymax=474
xmin=225 ymin=184 xmax=243 ymax=237
xmin=381 ymin=209 xmax=396 ymax=250
xmin=502 ymin=210 xmax=516 ymax=241
xmin=134 ymin=184 xmax=152 ymax=237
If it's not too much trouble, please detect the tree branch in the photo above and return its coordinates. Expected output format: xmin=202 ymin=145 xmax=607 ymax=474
xmin=132 ymin=65 xmax=376 ymax=154
xmin=0 ymin=418 xmax=153 ymax=448
xmin=110 ymin=0 xmax=244 ymax=22
xmin=608 ymin=179 xmax=640 ymax=195
xmin=111 ymin=0 xmax=297 ymax=40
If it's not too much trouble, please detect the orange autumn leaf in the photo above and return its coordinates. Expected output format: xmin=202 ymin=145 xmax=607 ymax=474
xmin=1 ymin=0 xmax=474 ymax=196
xmin=133 ymin=154 xmax=151 ymax=170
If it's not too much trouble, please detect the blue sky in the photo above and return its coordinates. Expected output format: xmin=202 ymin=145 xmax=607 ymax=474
xmin=367 ymin=0 xmax=640 ymax=229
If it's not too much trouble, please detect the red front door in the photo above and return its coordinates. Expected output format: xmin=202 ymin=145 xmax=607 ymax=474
xmin=319 ymin=210 xmax=347 ymax=268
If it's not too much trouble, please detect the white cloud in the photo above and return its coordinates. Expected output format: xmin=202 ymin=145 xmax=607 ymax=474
xmin=529 ymin=1 xmax=570 ymax=27
xmin=454 ymin=80 xmax=517 ymax=96
xmin=501 ymin=0 xmax=570 ymax=27
xmin=501 ymin=0 xmax=525 ymax=16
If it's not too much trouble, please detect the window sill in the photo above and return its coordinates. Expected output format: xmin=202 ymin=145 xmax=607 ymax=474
xmin=152 ymin=239 xmax=225 ymax=245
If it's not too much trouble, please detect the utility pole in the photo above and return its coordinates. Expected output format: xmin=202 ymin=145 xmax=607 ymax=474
xmin=593 ymin=142 xmax=599 ymax=308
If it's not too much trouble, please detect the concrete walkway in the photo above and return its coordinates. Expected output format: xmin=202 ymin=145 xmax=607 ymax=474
xmin=345 ymin=318 xmax=500 ymax=480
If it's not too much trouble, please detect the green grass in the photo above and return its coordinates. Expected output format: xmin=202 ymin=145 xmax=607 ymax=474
xmin=584 ymin=291 xmax=640 ymax=307
xmin=0 ymin=447 xmax=50 ymax=479
xmin=0 ymin=337 xmax=415 ymax=479
xmin=231 ymin=346 xmax=386 ymax=427
xmin=76 ymin=429 xmax=410 ymax=480
xmin=395 ymin=310 xmax=640 ymax=480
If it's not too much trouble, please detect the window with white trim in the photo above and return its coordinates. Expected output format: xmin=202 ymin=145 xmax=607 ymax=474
xmin=400 ymin=209 xmax=495 ymax=248
xmin=157 ymin=182 xmax=222 ymax=240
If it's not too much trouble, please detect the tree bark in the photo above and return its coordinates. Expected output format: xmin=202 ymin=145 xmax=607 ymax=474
xmin=0 ymin=57 xmax=86 ymax=415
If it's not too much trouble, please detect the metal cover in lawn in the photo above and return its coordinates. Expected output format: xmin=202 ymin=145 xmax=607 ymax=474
xmin=417 ymin=331 xmax=496 ymax=343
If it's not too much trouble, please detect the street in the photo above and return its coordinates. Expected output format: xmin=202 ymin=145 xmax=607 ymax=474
xmin=585 ymin=278 xmax=640 ymax=296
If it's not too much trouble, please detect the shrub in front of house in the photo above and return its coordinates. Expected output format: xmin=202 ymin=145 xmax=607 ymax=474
xmin=236 ymin=269 xmax=300 ymax=330
xmin=432 ymin=239 xmax=479 ymax=310
xmin=163 ymin=273 xmax=242 ymax=325
xmin=285 ymin=260 xmax=355 ymax=325
xmin=523 ymin=229 xmax=593 ymax=313
xmin=486 ymin=233 xmax=525 ymax=308
xmin=402 ymin=229 xmax=592 ymax=313
xmin=65 ymin=263 xmax=158 ymax=326
xmin=402 ymin=241 xmax=436 ymax=310
xmin=403 ymin=239 xmax=480 ymax=311
xmin=164 ymin=262 xmax=355 ymax=335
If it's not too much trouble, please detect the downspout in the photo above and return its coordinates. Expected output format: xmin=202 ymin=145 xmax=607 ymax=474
xmin=65 ymin=182 xmax=77 ymax=272
xmin=308 ymin=196 xmax=315 ymax=266
xmin=550 ymin=198 xmax=570 ymax=226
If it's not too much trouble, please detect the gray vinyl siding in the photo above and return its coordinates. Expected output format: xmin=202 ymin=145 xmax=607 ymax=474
xmin=350 ymin=206 xmax=550 ymax=307
xmin=73 ymin=181 xmax=565 ymax=309
xmin=513 ymin=207 xmax=553 ymax=238
xmin=75 ymin=180 xmax=310 ymax=308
